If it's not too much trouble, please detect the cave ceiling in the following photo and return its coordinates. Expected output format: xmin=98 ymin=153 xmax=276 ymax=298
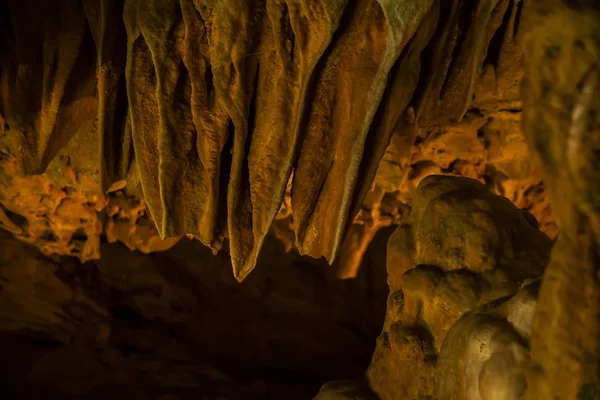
xmin=0 ymin=0 xmax=555 ymax=282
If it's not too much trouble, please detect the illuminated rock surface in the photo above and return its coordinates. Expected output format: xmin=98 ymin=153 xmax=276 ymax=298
xmin=366 ymin=175 xmax=552 ymax=399
xmin=0 ymin=0 xmax=598 ymax=398
xmin=0 ymin=0 xmax=554 ymax=281
xmin=434 ymin=280 xmax=541 ymax=399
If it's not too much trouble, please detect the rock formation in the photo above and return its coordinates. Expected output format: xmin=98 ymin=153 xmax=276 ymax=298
xmin=434 ymin=280 xmax=541 ymax=399
xmin=0 ymin=0 xmax=554 ymax=282
xmin=0 ymin=0 xmax=599 ymax=398
xmin=366 ymin=175 xmax=552 ymax=399
xmin=520 ymin=1 xmax=600 ymax=397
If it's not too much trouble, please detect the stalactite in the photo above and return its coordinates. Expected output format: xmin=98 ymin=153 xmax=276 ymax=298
xmin=0 ymin=0 xmax=532 ymax=281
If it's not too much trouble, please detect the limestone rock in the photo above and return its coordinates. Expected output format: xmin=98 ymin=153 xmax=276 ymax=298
xmin=0 ymin=138 xmax=179 ymax=260
xmin=0 ymin=0 xmax=555 ymax=282
xmin=520 ymin=1 xmax=600 ymax=397
xmin=367 ymin=175 xmax=552 ymax=399
xmin=434 ymin=280 xmax=541 ymax=399
xmin=1 ymin=0 xmax=598 ymax=398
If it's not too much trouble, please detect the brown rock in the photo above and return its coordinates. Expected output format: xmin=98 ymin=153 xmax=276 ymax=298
xmin=0 ymin=0 xmax=556 ymax=282
xmin=434 ymin=281 xmax=541 ymax=399
xmin=367 ymin=175 xmax=552 ymax=399
xmin=521 ymin=1 xmax=600 ymax=397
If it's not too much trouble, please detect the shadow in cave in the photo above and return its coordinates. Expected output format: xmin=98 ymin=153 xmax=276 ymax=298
xmin=0 ymin=227 xmax=391 ymax=399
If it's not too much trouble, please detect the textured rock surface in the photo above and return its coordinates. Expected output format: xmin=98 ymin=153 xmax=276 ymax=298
xmin=520 ymin=1 xmax=600 ymax=397
xmin=366 ymin=175 xmax=552 ymax=399
xmin=3 ymin=0 xmax=599 ymax=398
xmin=0 ymin=227 xmax=389 ymax=399
xmin=0 ymin=0 xmax=555 ymax=282
xmin=434 ymin=280 xmax=540 ymax=399
xmin=0 ymin=144 xmax=180 ymax=261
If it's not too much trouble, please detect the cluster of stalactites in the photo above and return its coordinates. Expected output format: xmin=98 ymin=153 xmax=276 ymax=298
xmin=0 ymin=0 xmax=518 ymax=281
